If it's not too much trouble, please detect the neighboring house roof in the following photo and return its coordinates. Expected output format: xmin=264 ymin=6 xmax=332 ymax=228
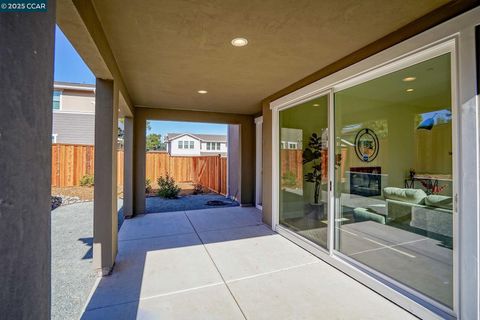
xmin=166 ymin=133 xmax=227 ymax=142
xmin=54 ymin=81 xmax=95 ymax=92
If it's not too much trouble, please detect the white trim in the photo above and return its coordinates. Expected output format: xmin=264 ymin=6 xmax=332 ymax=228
xmin=255 ymin=116 xmax=263 ymax=209
xmin=254 ymin=116 xmax=263 ymax=124
xmin=51 ymin=133 xmax=58 ymax=143
xmin=52 ymin=110 xmax=95 ymax=115
xmin=270 ymin=7 xmax=480 ymax=318
xmin=54 ymin=82 xmax=95 ymax=92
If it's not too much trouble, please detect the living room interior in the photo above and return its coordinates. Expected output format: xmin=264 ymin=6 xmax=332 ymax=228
xmin=279 ymin=52 xmax=453 ymax=307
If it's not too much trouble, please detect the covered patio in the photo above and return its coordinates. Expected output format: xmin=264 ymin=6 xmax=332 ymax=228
xmin=81 ymin=206 xmax=414 ymax=319
xmin=2 ymin=1 xmax=480 ymax=320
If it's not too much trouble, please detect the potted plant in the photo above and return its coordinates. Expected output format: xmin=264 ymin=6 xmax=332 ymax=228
xmin=303 ymin=132 xmax=325 ymax=217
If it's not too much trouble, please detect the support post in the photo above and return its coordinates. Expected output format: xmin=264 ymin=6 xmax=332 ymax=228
xmin=123 ymin=116 xmax=134 ymax=218
xmin=93 ymin=79 xmax=118 ymax=275
xmin=0 ymin=3 xmax=56 ymax=318
xmin=133 ymin=114 xmax=146 ymax=214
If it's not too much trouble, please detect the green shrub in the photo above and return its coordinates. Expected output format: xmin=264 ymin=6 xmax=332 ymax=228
xmin=80 ymin=174 xmax=94 ymax=187
xmin=157 ymin=174 xmax=181 ymax=199
xmin=145 ymin=178 xmax=152 ymax=194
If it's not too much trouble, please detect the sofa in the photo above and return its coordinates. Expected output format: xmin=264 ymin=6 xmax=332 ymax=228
xmin=352 ymin=187 xmax=453 ymax=238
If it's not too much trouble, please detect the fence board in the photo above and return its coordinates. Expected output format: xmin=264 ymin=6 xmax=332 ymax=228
xmin=51 ymin=144 xmax=227 ymax=194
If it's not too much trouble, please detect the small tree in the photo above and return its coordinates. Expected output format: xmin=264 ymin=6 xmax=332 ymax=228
xmin=146 ymin=133 xmax=167 ymax=151
xmin=157 ymin=174 xmax=181 ymax=199
xmin=302 ymin=132 xmax=324 ymax=204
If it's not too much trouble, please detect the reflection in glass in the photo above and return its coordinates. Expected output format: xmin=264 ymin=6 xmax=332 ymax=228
xmin=279 ymin=95 xmax=329 ymax=249
xmin=334 ymin=53 xmax=453 ymax=307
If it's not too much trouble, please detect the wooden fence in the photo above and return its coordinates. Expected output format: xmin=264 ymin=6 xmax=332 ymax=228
xmin=52 ymin=144 xmax=227 ymax=195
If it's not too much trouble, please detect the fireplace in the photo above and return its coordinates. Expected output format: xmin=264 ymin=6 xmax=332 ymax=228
xmin=349 ymin=166 xmax=381 ymax=197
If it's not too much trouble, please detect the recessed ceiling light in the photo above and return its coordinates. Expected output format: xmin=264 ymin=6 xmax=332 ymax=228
xmin=403 ymin=76 xmax=416 ymax=82
xmin=406 ymin=88 xmax=414 ymax=92
xmin=197 ymin=90 xmax=208 ymax=94
xmin=313 ymin=103 xmax=320 ymax=107
xmin=231 ymin=37 xmax=248 ymax=47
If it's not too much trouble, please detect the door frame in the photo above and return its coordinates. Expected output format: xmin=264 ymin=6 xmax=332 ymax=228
xmin=270 ymin=7 xmax=480 ymax=318
xmin=255 ymin=116 xmax=263 ymax=210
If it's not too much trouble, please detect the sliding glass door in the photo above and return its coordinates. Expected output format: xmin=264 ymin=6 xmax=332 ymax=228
xmin=333 ymin=53 xmax=454 ymax=308
xmin=278 ymin=94 xmax=330 ymax=249
xmin=274 ymin=42 xmax=457 ymax=316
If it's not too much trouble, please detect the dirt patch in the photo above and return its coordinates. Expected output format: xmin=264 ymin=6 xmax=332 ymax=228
xmin=146 ymin=182 xmax=211 ymax=197
xmin=52 ymin=186 xmax=94 ymax=201
xmin=52 ymin=185 xmax=124 ymax=201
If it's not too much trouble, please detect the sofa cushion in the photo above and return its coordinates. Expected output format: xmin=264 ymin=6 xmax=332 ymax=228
xmin=383 ymin=187 xmax=427 ymax=204
xmin=424 ymin=195 xmax=453 ymax=210
xmin=353 ymin=207 xmax=386 ymax=224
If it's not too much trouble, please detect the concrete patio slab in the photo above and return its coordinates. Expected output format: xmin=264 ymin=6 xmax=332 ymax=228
xmin=227 ymin=262 xmax=416 ymax=320
xmin=199 ymin=224 xmax=319 ymax=281
xmin=81 ymin=207 xmax=418 ymax=319
xmin=186 ymin=206 xmax=262 ymax=232
xmin=83 ymin=284 xmax=244 ymax=320
xmin=119 ymin=211 xmax=194 ymax=241
xmin=84 ymin=232 xmax=222 ymax=310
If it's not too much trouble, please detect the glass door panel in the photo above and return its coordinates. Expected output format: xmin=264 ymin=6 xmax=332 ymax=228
xmin=279 ymin=94 xmax=330 ymax=249
xmin=334 ymin=53 xmax=454 ymax=308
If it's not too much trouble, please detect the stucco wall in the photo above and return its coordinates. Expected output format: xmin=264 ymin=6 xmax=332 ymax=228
xmin=227 ymin=125 xmax=240 ymax=200
xmin=261 ymin=101 xmax=273 ymax=225
xmin=0 ymin=5 xmax=55 ymax=319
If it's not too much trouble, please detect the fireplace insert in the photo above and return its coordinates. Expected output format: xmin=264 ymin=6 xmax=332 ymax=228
xmin=349 ymin=166 xmax=381 ymax=197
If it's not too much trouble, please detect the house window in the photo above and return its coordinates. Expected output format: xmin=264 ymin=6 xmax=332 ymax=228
xmin=53 ymin=90 xmax=61 ymax=110
xmin=178 ymin=141 xmax=183 ymax=149
xmin=206 ymin=142 xmax=211 ymax=150
xmin=190 ymin=141 xmax=194 ymax=149
xmin=216 ymin=142 xmax=221 ymax=150
xmin=52 ymin=134 xmax=57 ymax=143
xmin=289 ymin=143 xmax=297 ymax=149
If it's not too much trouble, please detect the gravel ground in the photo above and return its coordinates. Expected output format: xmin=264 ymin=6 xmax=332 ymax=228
xmin=51 ymin=199 xmax=123 ymax=320
xmin=51 ymin=194 xmax=230 ymax=319
xmin=146 ymin=193 xmax=239 ymax=213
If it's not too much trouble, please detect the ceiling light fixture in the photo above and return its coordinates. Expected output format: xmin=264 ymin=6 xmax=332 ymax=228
xmin=197 ymin=90 xmax=208 ymax=94
xmin=406 ymin=88 xmax=414 ymax=92
xmin=231 ymin=37 xmax=248 ymax=47
xmin=313 ymin=103 xmax=320 ymax=107
xmin=403 ymin=76 xmax=416 ymax=82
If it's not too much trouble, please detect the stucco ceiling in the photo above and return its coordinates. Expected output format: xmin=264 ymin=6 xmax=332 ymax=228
xmin=89 ymin=0 xmax=450 ymax=114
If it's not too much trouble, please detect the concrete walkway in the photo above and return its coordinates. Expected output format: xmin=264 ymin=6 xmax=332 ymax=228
xmin=81 ymin=207 xmax=416 ymax=319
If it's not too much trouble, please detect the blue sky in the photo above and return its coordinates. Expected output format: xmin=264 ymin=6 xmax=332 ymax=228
xmin=148 ymin=121 xmax=227 ymax=140
xmin=54 ymin=26 xmax=95 ymax=84
xmin=55 ymin=26 xmax=226 ymax=137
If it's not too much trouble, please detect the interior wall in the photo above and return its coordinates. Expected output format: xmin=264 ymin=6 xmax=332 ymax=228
xmin=335 ymin=94 xmax=452 ymax=192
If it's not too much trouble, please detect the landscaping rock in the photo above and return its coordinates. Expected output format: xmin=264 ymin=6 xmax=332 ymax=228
xmin=51 ymin=196 xmax=62 ymax=210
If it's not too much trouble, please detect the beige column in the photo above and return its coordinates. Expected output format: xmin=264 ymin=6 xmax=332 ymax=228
xmin=93 ymin=79 xmax=118 ymax=275
xmin=123 ymin=116 xmax=134 ymax=218
xmin=240 ymin=121 xmax=256 ymax=206
xmin=0 ymin=3 xmax=55 ymax=318
xmin=133 ymin=114 xmax=146 ymax=214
